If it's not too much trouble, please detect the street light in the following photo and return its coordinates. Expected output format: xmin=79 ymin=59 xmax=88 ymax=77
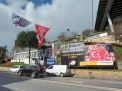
xmin=67 ymin=28 xmax=70 ymax=66
xmin=28 ymin=40 xmax=31 ymax=64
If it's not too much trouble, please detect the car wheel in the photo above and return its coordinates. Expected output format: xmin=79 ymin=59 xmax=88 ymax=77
xmin=31 ymin=72 xmax=37 ymax=78
xmin=60 ymin=73 xmax=64 ymax=77
xmin=46 ymin=72 xmax=49 ymax=76
xmin=18 ymin=71 xmax=22 ymax=76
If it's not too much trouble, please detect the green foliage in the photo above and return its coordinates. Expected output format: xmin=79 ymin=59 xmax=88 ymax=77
xmin=0 ymin=46 xmax=7 ymax=64
xmin=11 ymin=62 xmax=29 ymax=67
xmin=0 ymin=62 xmax=29 ymax=67
xmin=113 ymin=46 xmax=122 ymax=60
xmin=0 ymin=57 xmax=4 ymax=64
xmin=15 ymin=31 xmax=38 ymax=48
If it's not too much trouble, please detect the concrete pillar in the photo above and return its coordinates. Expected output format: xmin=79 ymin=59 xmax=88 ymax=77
xmin=107 ymin=13 xmax=114 ymax=33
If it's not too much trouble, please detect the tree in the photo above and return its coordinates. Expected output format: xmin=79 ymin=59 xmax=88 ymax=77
xmin=15 ymin=31 xmax=38 ymax=48
xmin=82 ymin=29 xmax=92 ymax=39
xmin=71 ymin=32 xmax=77 ymax=38
xmin=57 ymin=32 xmax=67 ymax=42
xmin=0 ymin=46 xmax=7 ymax=63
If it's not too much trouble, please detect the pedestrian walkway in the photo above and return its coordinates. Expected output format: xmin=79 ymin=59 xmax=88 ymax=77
xmin=38 ymin=77 xmax=122 ymax=91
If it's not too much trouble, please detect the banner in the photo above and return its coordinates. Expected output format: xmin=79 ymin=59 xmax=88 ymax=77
xmin=61 ymin=44 xmax=115 ymax=66
xmin=84 ymin=44 xmax=115 ymax=62
xmin=12 ymin=13 xmax=31 ymax=27
xmin=81 ymin=44 xmax=115 ymax=66
xmin=35 ymin=24 xmax=49 ymax=46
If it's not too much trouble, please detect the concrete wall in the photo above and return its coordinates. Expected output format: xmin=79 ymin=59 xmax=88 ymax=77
xmin=85 ymin=35 xmax=116 ymax=44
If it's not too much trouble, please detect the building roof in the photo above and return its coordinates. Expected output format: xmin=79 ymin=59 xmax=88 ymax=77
xmin=95 ymin=0 xmax=122 ymax=32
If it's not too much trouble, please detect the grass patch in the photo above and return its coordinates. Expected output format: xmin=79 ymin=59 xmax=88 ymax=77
xmin=113 ymin=46 xmax=122 ymax=60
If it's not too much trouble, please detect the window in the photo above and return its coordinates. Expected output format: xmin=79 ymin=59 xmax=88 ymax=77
xmin=20 ymin=66 xmax=24 ymax=68
xmin=48 ymin=66 xmax=53 ymax=69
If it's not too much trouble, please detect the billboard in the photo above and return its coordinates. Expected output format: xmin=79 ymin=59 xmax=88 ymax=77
xmin=61 ymin=51 xmax=84 ymax=66
xmin=61 ymin=44 xmax=115 ymax=67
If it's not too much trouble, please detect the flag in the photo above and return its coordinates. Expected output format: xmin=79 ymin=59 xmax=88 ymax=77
xmin=35 ymin=24 xmax=49 ymax=46
xmin=12 ymin=13 xmax=31 ymax=27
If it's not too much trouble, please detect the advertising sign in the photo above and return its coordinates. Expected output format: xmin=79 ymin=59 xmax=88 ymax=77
xmin=61 ymin=44 xmax=115 ymax=67
xmin=81 ymin=44 xmax=115 ymax=66
xmin=61 ymin=51 xmax=84 ymax=66
xmin=47 ymin=58 xmax=55 ymax=65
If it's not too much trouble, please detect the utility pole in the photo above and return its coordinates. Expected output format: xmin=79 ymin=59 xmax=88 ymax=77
xmin=67 ymin=28 xmax=70 ymax=66
xmin=91 ymin=0 xmax=94 ymax=34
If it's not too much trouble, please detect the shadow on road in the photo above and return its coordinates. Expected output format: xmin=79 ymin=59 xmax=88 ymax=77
xmin=0 ymin=71 xmax=30 ymax=86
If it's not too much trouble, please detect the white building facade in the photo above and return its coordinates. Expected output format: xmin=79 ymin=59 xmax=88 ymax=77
xmin=11 ymin=47 xmax=52 ymax=65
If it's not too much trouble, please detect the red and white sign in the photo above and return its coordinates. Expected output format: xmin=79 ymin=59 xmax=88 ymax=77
xmin=35 ymin=24 xmax=49 ymax=46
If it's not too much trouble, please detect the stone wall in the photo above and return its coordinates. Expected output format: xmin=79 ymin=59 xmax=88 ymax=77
xmin=71 ymin=69 xmax=122 ymax=80
xmin=85 ymin=35 xmax=116 ymax=44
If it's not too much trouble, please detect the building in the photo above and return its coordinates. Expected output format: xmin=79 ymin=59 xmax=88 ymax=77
xmin=11 ymin=47 xmax=52 ymax=65
xmin=51 ymin=35 xmax=84 ymax=66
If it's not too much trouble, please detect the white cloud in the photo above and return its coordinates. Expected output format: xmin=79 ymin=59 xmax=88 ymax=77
xmin=0 ymin=0 xmax=99 ymax=51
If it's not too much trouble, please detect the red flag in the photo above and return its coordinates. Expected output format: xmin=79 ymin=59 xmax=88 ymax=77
xmin=35 ymin=24 xmax=49 ymax=47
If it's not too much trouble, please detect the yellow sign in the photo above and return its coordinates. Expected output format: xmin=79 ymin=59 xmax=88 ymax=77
xmin=80 ymin=61 xmax=97 ymax=66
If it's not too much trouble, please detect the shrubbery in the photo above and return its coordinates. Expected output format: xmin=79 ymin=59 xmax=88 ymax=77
xmin=0 ymin=62 xmax=28 ymax=67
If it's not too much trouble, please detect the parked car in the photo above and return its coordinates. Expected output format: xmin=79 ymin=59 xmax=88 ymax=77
xmin=10 ymin=65 xmax=24 ymax=73
xmin=17 ymin=64 xmax=46 ymax=78
xmin=46 ymin=65 xmax=71 ymax=77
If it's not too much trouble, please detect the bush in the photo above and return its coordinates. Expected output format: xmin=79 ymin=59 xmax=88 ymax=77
xmin=2 ymin=62 xmax=12 ymax=67
xmin=11 ymin=62 xmax=28 ymax=67
xmin=0 ymin=62 xmax=29 ymax=67
xmin=113 ymin=46 xmax=122 ymax=60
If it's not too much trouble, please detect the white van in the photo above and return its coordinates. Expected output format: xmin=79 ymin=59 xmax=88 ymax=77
xmin=46 ymin=65 xmax=71 ymax=77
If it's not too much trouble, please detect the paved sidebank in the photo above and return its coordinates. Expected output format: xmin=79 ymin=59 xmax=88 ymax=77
xmin=0 ymin=67 xmax=10 ymax=72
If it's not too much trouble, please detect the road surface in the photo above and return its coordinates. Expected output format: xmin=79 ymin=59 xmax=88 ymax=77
xmin=0 ymin=71 xmax=122 ymax=91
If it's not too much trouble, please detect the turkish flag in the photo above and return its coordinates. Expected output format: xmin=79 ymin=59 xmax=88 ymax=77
xmin=35 ymin=24 xmax=49 ymax=47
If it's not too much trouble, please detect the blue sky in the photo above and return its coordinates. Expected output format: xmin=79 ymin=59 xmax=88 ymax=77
xmin=0 ymin=0 xmax=8 ymax=5
xmin=0 ymin=0 xmax=99 ymax=51
xmin=0 ymin=0 xmax=52 ymax=4
xmin=0 ymin=0 xmax=53 ymax=7
xmin=28 ymin=0 xmax=53 ymax=6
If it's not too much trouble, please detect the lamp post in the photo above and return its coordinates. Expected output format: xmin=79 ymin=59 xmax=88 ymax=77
xmin=67 ymin=28 xmax=70 ymax=66
xmin=28 ymin=40 xmax=31 ymax=64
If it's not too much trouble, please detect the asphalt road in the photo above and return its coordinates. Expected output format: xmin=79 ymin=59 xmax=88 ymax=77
xmin=0 ymin=71 xmax=122 ymax=91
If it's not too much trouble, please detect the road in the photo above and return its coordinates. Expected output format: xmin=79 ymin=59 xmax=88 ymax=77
xmin=0 ymin=71 xmax=122 ymax=91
